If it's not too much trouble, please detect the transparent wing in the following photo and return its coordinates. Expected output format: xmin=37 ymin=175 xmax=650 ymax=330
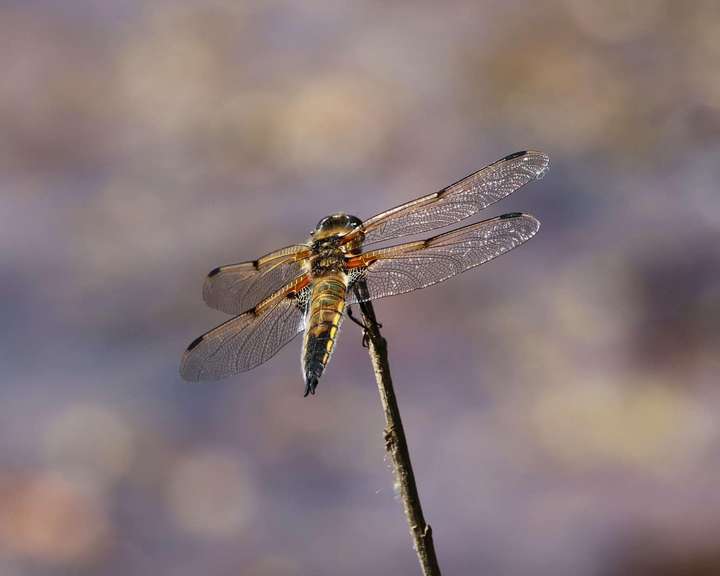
xmin=346 ymin=213 xmax=540 ymax=303
xmin=181 ymin=277 xmax=310 ymax=381
xmin=203 ymin=244 xmax=310 ymax=315
xmin=345 ymin=151 xmax=548 ymax=246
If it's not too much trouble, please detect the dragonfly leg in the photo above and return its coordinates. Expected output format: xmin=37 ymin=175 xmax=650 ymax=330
xmin=346 ymin=305 xmax=365 ymax=328
xmin=347 ymin=305 xmax=383 ymax=329
xmin=347 ymin=306 xmax=371 ymax=348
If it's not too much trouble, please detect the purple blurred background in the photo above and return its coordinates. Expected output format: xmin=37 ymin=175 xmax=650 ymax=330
xmin=1 ymin=1 xmax=719 ymax=575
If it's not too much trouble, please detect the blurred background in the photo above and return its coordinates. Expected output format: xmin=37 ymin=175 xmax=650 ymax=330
xmin=1 ymin=1 xmax=719 ymax=575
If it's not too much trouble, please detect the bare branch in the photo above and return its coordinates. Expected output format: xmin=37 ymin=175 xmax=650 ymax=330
xmin=353 ymin=281 xmax=442 ymax=576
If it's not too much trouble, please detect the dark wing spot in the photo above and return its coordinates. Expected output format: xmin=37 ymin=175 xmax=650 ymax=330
xmin=187 ymin=335 xmax=204 ymax=351
xmin=502 ymin=151 xmax=527 ymax=161
xmin=208 ymin=267 xmax=222 ymax=278
xmin=252 ymin=260 xmax=260 ymax=270
xmin=500 ymin=212 xmax=523 ymax=219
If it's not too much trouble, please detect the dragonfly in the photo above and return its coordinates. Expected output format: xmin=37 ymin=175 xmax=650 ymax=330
xmin=181 ymin=150 xmax=549 ymax=396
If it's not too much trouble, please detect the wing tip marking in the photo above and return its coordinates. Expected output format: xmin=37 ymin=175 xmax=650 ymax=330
xmin=207 ymin=266 xmax=222 ymax=278
xmin=499 ymin=212 xmax=541 ymax=234
xmin=502 ymin=150 xmax=550 ymax=179
xmin=187 ymin=335 xmax=204 ymax=352
xmin=503 ymin=150 xmax=528 ymax=161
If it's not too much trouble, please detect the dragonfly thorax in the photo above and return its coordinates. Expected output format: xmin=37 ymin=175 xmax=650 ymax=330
xmin=310 ymin=214 xmax=363 ymax=275
xmin=309 ymin=237 xmax=346 ymax=276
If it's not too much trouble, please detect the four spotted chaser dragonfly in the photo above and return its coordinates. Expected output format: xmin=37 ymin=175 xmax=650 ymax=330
xmin=181 ymin=150 xmax=549 ymax=396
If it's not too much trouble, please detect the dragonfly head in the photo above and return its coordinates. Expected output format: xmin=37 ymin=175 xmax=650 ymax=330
xmin=312 ymin=213 xmax=363 ymax=241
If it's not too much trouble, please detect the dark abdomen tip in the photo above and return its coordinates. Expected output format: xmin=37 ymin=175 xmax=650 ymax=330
xmin=304 ymin=375 xmax=319 ymax=397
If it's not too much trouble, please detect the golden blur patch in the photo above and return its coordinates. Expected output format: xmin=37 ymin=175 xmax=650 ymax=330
xmin=167 ymin=449 xmax=256 ymax=540
xmin=530 ymin=378 xmax=714 ymax=474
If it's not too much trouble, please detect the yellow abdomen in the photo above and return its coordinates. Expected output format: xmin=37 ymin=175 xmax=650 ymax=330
xmin=302 ymin=272 xmax=346 ymax=395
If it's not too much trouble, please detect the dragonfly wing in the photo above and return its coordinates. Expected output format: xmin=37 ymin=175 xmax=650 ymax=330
xmin=345 ymin=151 xmax=548 ymax=246
xmin=346 ymin=213 xmax=540 ymax=303
xmin=203 ymin=244 xmax=310 ymax=315
xmin=181 ymin=277 xmax=311 ymax=381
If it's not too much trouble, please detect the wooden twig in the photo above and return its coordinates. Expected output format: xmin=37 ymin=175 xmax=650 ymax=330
xmin=353 ymin=281 xmax=442 ymax=576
